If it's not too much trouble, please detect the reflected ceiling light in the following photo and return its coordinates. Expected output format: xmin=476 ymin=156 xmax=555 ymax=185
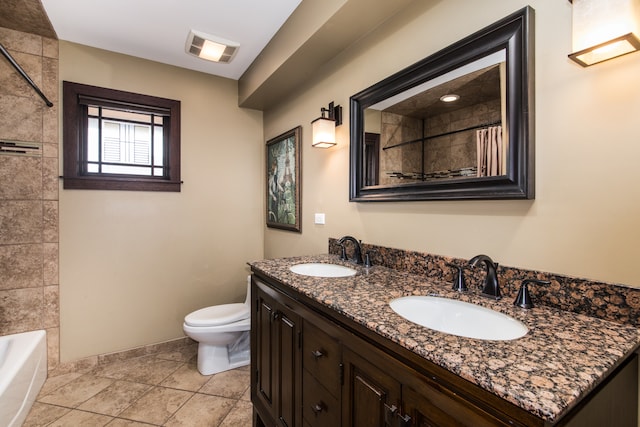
xmin=311 ymin=101 xmax=342 ymax=148
xmin=440 ymin=94 xmax=460 ymax=102
xmin=568 ymin=0 xmax=640 ymax=66
xmin=186 ymin=30 xmax=239 ymax=63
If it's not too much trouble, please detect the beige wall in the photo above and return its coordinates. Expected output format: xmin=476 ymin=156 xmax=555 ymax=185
xmin=263 ymin=0 xmax=640 ymax=289
xmin=59 ymin=42 xmax=264 ymax=361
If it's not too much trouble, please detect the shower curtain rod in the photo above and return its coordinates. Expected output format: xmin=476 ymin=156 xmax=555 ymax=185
xmin=383 ymin=120 xmax=502 ymax=151
xmin=0 ymin=43 xmax=53 ymax=107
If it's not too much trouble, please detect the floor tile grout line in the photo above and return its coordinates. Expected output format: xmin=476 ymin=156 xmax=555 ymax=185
xmin=86 ymin=358 xmax=189 ymax=388
xmin=35 ymin=402 xmax=138 ymax=423
xmin=36 ymin=376 xmax=80 ymax=400
xmin=26 ymin=347 xmax=252 ymax=426
xmin=216 ymin=398 xmax=245 ymax=427
xmin=109 ymin=411 xmax=164 ymax=427
xmin=110 ymin=383 xmax=168 ymax=421
xmin=162 ymin=390 xmax=197 ymax=426
xmin=26 ymin=401 xmax=73 ymax=426
xmin=41 ymin=406 xmax=117 ymax=425
xmin=37 ymin=374 xmax=117 ymax=411
xmin=130 ymin=384 xmax=196 ymax=425
xmin=33 ymin=391 xmax=247 ymax=425
xmin=105 ymin=419 xmax=159 ymax=427
xmin=159 ymin=382 xmax=247 ymax=399
xmin=156 ymin=359 xmax=190 ymax=387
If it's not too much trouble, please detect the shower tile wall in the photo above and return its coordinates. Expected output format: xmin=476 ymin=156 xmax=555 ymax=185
xmin=379 ymin=98 xmax=501 ymax=184
xmin=0 ymin=27 xmax=60 ymax=370
xmin=379 ymin=112 xmax=422 ymax=185
xmin=424 ymin=98 xmax=501 ymax=173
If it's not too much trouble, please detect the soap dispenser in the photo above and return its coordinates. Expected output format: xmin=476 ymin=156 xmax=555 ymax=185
xmin=446 ymin=263 xmax=467 ymax=292
xmin=513 ymin=279 xmax=550 ymax=309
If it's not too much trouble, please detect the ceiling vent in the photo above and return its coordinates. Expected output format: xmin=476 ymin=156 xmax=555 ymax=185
xmin=185 ymin=30 xmax=239 ymax=64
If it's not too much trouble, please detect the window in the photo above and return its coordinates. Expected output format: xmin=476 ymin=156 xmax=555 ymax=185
xmin=63 ymin=81 xmax=181 ymax=191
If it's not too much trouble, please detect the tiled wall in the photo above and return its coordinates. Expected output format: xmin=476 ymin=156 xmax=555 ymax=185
xmin=0 ymin=27 xmax=60 ymax=369
xmin=424 ymin=98 xmax=501 ymax=172
xmin=379 ymin=112 xmax=422 ymax=185
xmin=378 ymin=98 xmax=501 ymax=184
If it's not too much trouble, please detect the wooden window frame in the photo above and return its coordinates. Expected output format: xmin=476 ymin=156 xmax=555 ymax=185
xmin=62 ymin=81 xmax=181 ymax=192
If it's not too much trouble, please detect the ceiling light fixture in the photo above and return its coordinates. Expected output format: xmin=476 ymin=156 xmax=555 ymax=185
xmin=185 ymin=30 xmax=239 ymax=63
xmin=311 ymin=102 xmax=342 ymax=148
xmin=440 ymin=94 xmax=460 ymax=102
xmin=568 ymin=0 xmax=640 ymax=66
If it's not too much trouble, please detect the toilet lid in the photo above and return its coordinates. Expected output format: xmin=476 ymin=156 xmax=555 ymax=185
xmin=185 ymin=303 xmax=250 ymax=327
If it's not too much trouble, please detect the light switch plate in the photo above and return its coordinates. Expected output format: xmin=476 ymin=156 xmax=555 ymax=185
xmin=314 ymin=213 xmax=325 ymax=224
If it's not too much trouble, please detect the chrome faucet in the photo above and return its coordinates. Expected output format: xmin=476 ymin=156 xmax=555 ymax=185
xmin=468 ymin=254 xmax=501 ymax=300
xmin=338 ymin=235 xmax=364 ymax=264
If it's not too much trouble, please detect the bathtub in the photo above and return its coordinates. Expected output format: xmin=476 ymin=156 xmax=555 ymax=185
xmin=0 ymin=330 xmax=47 ymax=427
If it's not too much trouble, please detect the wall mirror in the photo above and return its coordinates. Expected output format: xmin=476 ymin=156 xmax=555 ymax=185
xmin=349 ymin=7 xmax=534 ymax=201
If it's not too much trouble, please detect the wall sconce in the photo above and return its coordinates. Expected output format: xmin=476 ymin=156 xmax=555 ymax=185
xmin=568 ymin=0 xmax=640 ymax=66
xmin=311 ymin=102 xmax=342 ymax=148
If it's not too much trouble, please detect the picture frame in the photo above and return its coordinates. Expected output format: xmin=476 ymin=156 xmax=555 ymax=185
xmin=266 ymin=126 xmax=301 ymax=232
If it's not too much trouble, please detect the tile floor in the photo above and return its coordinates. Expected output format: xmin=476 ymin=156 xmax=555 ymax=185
xmin=24 ymin=343 xmax=252 ymax=426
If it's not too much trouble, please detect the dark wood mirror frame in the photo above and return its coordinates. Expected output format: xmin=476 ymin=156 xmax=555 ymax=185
xmin=349 ymin=7 xmax=534 ymax=201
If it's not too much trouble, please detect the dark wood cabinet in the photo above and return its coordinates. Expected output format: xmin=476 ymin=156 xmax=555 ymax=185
xmin=252 ymin=278 xmax=302 ymax=427
xmin=251 ymin=272 xmax=638 ymax=427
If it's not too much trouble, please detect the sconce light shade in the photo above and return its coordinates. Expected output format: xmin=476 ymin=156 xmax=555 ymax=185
xmin=311 ymin=102 xmax=342 ymax=148
xmin=569 ymin=0 xmax=640 ymax=66
xmin=312 ymin=117 xmax=336 ymax=148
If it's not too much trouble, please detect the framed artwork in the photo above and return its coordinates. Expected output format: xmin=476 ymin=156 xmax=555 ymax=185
xmin=266 ymin=126 xmax=301 ymax=232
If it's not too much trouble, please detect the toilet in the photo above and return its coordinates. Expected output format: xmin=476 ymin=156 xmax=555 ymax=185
xmin=183 ymin=276 xmax=251 ymax=375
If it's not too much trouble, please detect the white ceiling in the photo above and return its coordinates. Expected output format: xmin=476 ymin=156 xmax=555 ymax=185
xmin=41 ymin=0 xmax=302 ymax=80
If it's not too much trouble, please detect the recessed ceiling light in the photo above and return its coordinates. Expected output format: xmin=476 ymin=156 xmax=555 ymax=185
xmin=185 ymin=30 xmax=239 ymax=63
xmin=440 ymin=94 xmax=460 ymax=102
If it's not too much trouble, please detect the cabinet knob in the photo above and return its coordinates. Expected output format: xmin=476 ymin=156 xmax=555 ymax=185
xmin=311 ymin=402 xmax=325 ymax=414
xmin=311 ymin=349 xmax=325 ymax=359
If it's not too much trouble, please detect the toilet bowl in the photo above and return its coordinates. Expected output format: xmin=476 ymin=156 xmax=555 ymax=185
xmin=183 ymin=276 xmax=251 ymax=375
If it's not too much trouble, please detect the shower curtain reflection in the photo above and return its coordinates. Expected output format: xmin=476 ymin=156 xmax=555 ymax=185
xmin=476 ymin=126 xmax=503 ymax=177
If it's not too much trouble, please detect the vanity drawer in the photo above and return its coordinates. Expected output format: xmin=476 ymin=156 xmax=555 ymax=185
xmin=302 ymin=320 xmax=341 ymax=396
xmin=302 ymin=369 xmax=340 ymax=427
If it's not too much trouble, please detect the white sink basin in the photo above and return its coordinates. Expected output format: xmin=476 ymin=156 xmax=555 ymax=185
xmin=289 ymin=263 xmax=357 ymax=278
xmin=389 ymin=296 xmax=528 ymax=341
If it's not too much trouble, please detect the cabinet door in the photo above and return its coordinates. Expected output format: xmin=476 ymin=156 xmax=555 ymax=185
xmin=254 ymin=288 xmax=277 ymax=417
xmin=342 ymin=347 xmax=402 ymax=427
xmin=252 ymin=281 xmax=302 ymax=427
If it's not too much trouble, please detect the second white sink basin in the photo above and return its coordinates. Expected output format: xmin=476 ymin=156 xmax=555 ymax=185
xmin=389 ymin=296 xmax=528 ymax=341
xmin=290 ymin=263 xmax=357 ymax=278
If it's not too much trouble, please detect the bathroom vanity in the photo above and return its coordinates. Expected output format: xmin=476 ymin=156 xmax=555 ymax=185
xmin=249 ymin=254 xmax=639 ymax=427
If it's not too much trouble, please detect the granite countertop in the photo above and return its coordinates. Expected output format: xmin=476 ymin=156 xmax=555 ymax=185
xmin=249 ymin=254 xmax=640 ymax=424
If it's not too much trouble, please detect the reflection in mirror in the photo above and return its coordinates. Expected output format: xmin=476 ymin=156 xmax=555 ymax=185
xmin=350 ymin=6 xmax=534 ymax=201
xmin=365 ymin=51 xmax=507 ymax=187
